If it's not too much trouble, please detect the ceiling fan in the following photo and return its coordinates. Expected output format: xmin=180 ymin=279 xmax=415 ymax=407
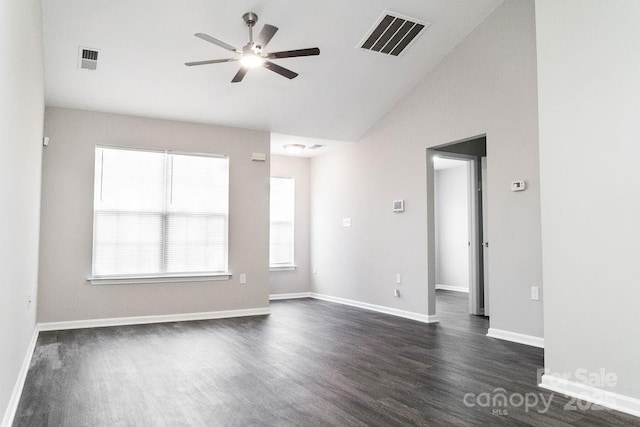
xmin=185 ymin=12 xmax=320 ymax=83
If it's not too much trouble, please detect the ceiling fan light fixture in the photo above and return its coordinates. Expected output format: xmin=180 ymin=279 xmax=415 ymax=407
xmin=186 ymin=12 xmax=320 ymax=82
xmin=283 ymin=144 xmax=306 ymax=155
xmin=240 ymin=54 xmax=265 ymax=68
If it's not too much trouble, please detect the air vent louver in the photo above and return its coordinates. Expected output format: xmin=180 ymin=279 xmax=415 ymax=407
xmin=79 ymin=47 xmax=99 ymax=70
xmin=360 ymin=12 xmax=428 ymax=56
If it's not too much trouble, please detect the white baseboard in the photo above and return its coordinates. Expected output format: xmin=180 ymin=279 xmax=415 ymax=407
xmin=540 ymin=374 xmax=640 ymax=418
xmin=269 ymin=292 xmax=312 ymax=300
xmin=1 ymin=326 xmax=39 ymax=427
xmin=310 ymin=293 xmax=439 ymax=324
xmin=38 ymin=307 xmax=271 ymax=332
xmin=487 ymin=328 xmax=544 ymax=348
xmin=436 ymin=284 xmax=469 ymax=293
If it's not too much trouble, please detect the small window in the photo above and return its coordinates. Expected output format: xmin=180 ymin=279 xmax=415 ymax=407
xmin=91 ymin=146 xmax=229 ymax=279
xmin=270 ymin=177 xmax=295 ymax=268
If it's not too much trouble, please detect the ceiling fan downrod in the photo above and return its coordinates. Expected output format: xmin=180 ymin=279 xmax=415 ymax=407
xmin=242 ymin=12 xmax=258 ymax=44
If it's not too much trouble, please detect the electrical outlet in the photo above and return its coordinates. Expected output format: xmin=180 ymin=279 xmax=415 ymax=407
xmin=531 ymin=286 xmax=539 ymax=301
xmin=396 ymin=273 xmax=401 ymax=284
xmin=240 ymin=274 xmax=247 ymax=284
xmin=394 ymin=288 xmax=401 ymax=297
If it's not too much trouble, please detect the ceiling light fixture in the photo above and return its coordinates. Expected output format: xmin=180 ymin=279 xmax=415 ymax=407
xmin=240 ymin=54 xmax=266 ymax=68
xmin=283 ymin=144 xmax=306 ymax=155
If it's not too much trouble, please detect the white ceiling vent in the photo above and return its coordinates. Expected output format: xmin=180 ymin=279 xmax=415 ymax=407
xmin=309 ymin=144 xmax=325 ymax=150
xmin=359 ymin=12 xmax=428 ymax=56
xmin=78 ymin=47 xmax=99 ymax=70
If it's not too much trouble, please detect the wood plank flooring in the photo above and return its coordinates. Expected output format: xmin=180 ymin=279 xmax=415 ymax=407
xmin=13 ymin=291 xmax=640 ymax=426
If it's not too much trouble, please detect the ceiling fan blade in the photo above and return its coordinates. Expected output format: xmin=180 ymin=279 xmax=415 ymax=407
xmin=263 ymin=61 xmax=298 ymax=79
xmin=231 ymin=67 xmax=249 ymax=83
xmin=185 ymin=58 xmax=239 ymax=66
xmin=194 ymin=33 xmax=239 ymax=52
xmin=255 ymin=24 xmax=278 ymax=49
xmin=268 ymin=47 xmax=320 ymax=59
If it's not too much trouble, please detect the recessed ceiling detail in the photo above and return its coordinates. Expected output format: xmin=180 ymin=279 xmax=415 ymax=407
xmin=360 ymin=12 xmax=428 ymax=56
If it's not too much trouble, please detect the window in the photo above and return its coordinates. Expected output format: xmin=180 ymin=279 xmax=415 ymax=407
xmin=269 ymin=177 xmax=295 ymax=268
xmin=91 ymin=146 xmax=229 ymax=280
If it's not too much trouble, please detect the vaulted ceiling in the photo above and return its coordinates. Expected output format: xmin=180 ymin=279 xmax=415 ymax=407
xmin=43 ymin=0 xmax=502 ymax=142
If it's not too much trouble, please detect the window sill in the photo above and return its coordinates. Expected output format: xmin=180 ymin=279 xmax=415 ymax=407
xmin=88 ymin=273 xmax=232 ymax=285
xmin=269 ymin=265 xmax=297 ymax=272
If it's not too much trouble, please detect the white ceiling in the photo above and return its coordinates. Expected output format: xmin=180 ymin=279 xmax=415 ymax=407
xmin=42 ymin=0 xmax=502 ymax=143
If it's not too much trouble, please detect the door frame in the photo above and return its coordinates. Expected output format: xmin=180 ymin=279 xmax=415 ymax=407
xmin=427 ymin=138 xmax=485 ymax=316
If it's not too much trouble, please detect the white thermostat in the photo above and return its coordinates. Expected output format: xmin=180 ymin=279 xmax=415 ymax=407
xmin=511 ymin=181 xmax=526 ymax=192
xmin=393 ymin=200 xmax=405 ymax=213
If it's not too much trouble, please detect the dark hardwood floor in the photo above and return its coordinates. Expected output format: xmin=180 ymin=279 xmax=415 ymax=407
xmin=14 ymin=291 xmax=640 ymax=426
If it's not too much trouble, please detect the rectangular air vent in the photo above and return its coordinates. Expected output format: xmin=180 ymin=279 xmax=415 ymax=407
xmin=360 ymin=12 xmax=428 ymax=56
xmin=79 ymin=47 xmax=99 ymax=70
xmin=309 ymin=144 xmax=325 ymax=150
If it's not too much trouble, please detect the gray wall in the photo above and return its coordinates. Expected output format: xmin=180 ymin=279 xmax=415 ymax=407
xmin=38 ymin=108 xmax=270 ymax=323
xmin=0 ymin=0 xmax=44 ymax=420
xmin=536 ymin=0 xmax=640 ymax=399
xmin=269 ymin=155 xmax=311 ymax=294
xmin=435 ymin=165 xmax=469 ymax=290
xmin=310 ymin=0 xmax=543 ymax=337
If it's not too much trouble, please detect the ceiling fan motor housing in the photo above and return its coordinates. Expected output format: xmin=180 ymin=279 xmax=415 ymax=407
xmin=242 ymin=12 xmax=258 ymax=27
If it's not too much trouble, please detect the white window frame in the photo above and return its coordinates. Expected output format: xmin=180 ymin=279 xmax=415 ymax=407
xmin=88 ymin=145 xmax=231 ymax=285
xmin=269 ymin=176 xmax=296 ymax=271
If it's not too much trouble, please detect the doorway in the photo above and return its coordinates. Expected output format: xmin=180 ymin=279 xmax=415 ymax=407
xmin=427 ymin=136 xmax=487 ymax=317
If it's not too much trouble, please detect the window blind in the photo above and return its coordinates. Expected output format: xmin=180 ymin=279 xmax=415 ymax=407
xmin=92 ymin=146 xmax=229 ymax=277
xmin=269 ymin=177 xmax=295 ymax=266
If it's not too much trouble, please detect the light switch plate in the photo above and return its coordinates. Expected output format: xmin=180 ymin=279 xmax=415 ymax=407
xmin=531 ymin=286 xmax=539 ymax=300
